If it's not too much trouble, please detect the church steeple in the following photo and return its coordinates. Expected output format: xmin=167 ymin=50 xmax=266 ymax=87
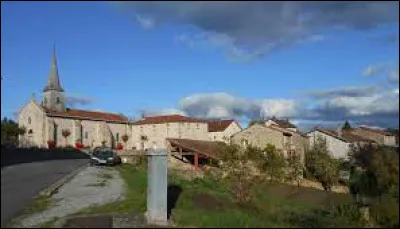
xmin=43 ymin=45 xmax=64 ymax=92
xmin=42 ymin=45 xmax=66 ymax=113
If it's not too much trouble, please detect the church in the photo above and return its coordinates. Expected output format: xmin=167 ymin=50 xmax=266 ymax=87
xmin=18 ymin=48 xmax=131 ymax=149
xmin=18 ymin=48 xmax=242 ymax=150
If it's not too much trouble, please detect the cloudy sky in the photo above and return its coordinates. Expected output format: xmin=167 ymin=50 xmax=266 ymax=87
xmin=1 ymin=1 xmax=399 ymax=131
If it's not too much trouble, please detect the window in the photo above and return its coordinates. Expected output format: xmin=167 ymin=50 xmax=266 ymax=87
xmin=28 ymin=117 xmax=31 ymax=124
xmin=116 ymin=133 xmax=120 ymax=142
xmin=28 ymin=129 xmax=33 ymax=134
xmin=44 ymin=98 xmax=47 ymax=105
xmin=214 ymin=136 xmax=217 ymax=140
xmin=196 ymin=124 xmax=200 ymax=129
xmin=85 ymin=132 xmax=88 ymax=139
xmin=56 ymin=97 xmax=60 ymax=104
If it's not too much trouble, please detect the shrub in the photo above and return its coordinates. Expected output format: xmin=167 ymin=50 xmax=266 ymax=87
xmin=47 ymin=140 xmax=56 ymax=149
xmin=116 ymin=143 xmax=123 ymax=150
xmin=121 ymin=134 xmax=129 ymax=143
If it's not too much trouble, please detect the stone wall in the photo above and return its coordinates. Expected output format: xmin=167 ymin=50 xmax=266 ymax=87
xmin=131 ymin=122 xmax=208 ymax=150
xmin=307 ymin=130 xmax=350 ymax=160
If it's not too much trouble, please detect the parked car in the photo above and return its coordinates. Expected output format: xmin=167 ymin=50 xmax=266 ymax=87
xmin=89 ymin=147 xmax=121 ymax=166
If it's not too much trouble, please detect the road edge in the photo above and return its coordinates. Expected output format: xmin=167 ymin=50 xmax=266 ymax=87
xmin=39 ymin=163 xmax=88 ymax=197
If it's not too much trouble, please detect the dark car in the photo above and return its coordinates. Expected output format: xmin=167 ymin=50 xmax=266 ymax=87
xmin=89 ymin=147 xmax=121 ymax=166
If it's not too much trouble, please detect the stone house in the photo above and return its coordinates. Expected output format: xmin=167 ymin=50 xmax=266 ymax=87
xmin=265 ymin=117 xmax=298 ymax=132
xmin=350 ymin=127 xmax=397 ymax=146
xmin=207 ymin=119 xmax=242 ymax=143
xmin=131 ymin=115 xmax=209 ymax=150
xmin=306 ymin=128 xmax=375 ymax=160
xmin=18 ymin=48 xmax=131 ymax=149
xmin=231 ymin=123 xmax=308 ymax=162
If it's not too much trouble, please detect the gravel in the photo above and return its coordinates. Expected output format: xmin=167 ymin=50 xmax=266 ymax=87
xmin=15 ymin=166 xmax=125 ymax=228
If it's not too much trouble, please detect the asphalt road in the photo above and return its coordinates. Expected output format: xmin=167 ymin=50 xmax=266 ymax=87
xmin=1 ymin=159 xmax=88 ymax=227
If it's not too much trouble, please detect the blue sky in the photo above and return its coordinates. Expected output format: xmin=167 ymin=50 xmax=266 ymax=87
xmin=1 ymin=1 xmax=399 ymax=130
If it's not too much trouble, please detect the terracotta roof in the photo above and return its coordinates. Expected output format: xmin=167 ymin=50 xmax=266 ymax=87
xmin=207 ymin=119 xmax=236 ymax=132
xmin=268 ymin=118 xmax=297 ymax=129
xmin=45 ymin=108 xmax=128 ymax=123
xmin=315 ymin=128 xmax=375 ymax=143
xmin=167 ymin=138 xmax=226 ymax=159
xmin=133 ymin=115 xmax=205 ymax=125
xmin=358 ymin=126 xmax=394 ymax=136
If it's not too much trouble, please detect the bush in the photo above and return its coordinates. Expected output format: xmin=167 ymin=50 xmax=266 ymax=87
xmin=116 ymin=143 xmax=123 ymax=150
xmin=47 ymin=140 xmax=56 ymax=149
xmin=370 ymin=195 xmax=399 ymax=228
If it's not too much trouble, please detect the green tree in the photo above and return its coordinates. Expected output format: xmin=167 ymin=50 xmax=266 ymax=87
xmin=349 ymin=144 xmax=399 ymax=227
xmin=258 ymin=144 xmax=287 ymax=183
xmin=286 ymin=153 xmax=303 ymax=186
xmin=1 ymin=117 xmax=25 ymax=146
xmin=342 ymin=120 xmax=352 ymax=130
xmin=305 ymin=136 xmax=339 ymax=191
xmin=218 ymin=144 xmax=262 ymax=204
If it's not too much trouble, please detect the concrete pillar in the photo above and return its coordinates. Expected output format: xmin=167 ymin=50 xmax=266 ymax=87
xmin=146 ymin=148 xmax=168 ymax=225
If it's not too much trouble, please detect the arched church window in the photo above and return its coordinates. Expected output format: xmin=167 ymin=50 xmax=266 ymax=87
xmin=56 ymin=97 xmax=60 ymax=104
xmin=28 ymin=117 xmax=31 ymax=124
xmin=116 ymin=133 xmax=120 ymax=142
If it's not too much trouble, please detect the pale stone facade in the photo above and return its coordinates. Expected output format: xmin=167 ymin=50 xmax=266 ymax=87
xmin=131 ymin=122 xmax=209 ymax=150
xmin=307 ymin=130 xmax=351 ymax=159
xmin=231 ymin=124 xmax=308 ymax=162
xmin=208 ymin=121 xmax=242 ymax=143
xmin=18 ymin=48 xmax=131 ymax=149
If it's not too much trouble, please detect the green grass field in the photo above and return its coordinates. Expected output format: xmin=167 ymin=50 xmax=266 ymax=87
xmin=78 ymin=164 xmax=362 ymax=228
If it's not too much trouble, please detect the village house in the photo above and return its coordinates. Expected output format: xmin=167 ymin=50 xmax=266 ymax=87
xmin=131 ymin=115 xmax=209 ymax=150
xmin=18 ymin=49 xmax=131 ymax=149
xmin=231 ymin=123 xmax=308 ymax=162
xmin=207 ymin=119 xmax=242 ymax=143
xmin=264 ymin=117 xmax=298 ymax=132
xmin=306 ymin=128 xmax=375 ymax=160
xmin=350 ymin=126 xmax=397 ymax=147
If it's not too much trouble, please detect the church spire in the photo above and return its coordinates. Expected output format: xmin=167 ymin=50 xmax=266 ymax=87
xmin=43 ymin=45 xmax=64 ymax=92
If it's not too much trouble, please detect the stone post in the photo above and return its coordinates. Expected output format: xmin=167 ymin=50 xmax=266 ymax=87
xmin=146 ymin=147 xmax=168 ymax=226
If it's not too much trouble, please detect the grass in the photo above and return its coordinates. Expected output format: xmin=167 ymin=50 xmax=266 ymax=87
xmin=39 ymin=217 xmax=59 ymax=228
xmin=22 ymin=194 xmax=53 ymax=215
xmin=6 ymin=194 xmax=53 ymax=227
xmin=75 ymin=164 xmax=360 ymax=228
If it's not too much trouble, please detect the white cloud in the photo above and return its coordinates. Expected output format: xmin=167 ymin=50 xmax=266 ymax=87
xmin=135 ymin=14 xmax=154 ymax=29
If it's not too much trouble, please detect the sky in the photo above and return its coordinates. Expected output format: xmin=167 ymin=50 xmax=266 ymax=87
xmin=1 ymin=1 xmax=399 ymax=131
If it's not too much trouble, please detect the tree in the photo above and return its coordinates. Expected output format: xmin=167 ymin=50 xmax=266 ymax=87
xmin=1 ymin=117 xmax=25 ymax=146
xmin=348 ymin=144 xmax=399 ymax=227
xmin=61 ymin=129 xmax=71 ymax=147
xmin=286 ymin=153 xmax=303 ymax=186
xmin=122 ymin=134 xmax=129 ymax=148
xmin=248 ymin=120 xmax=265 ymax=127
xmin=342 ymin=120 xmax=352 ymax=130
xmin=305 ymin=136 xmax=339 ymax=191
xmin=217 ymin=144 xmax=262 ymax=204
xmin=257 ymin=144 xmax=287 ymax=183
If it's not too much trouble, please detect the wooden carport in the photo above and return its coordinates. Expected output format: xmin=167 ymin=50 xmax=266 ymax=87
xmin=166 ymin=138 xmax=226 ymax=168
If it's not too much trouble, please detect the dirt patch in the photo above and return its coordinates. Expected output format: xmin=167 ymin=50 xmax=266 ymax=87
xmin=191 ymin=193 xmax=231 ymax=211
